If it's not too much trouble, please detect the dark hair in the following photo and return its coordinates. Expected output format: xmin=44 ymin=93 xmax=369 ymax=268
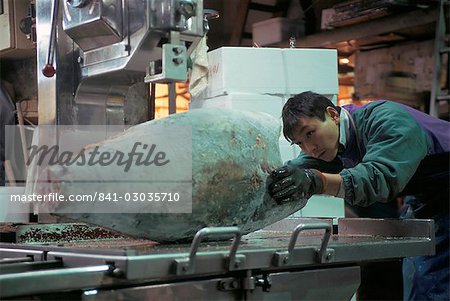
xmin=282 ymin=91 xmax=338 ymax=143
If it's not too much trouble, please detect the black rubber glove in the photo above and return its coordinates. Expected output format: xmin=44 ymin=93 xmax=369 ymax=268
xmin=268 ymin=165 xmax=325 ymax=204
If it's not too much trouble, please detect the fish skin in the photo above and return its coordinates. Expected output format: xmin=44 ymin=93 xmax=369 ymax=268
xmin=35 ymin=109 xmax=308 ymax=242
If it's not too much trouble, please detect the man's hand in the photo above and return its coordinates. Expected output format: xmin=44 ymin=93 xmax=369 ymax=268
xmin=268 ymin=165 xmax=326 ymax=204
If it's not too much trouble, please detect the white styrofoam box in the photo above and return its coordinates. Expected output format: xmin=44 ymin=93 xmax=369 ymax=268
xmin=282 ymin=48 xmax=338 ymax=95
xmin=252 ymin=17 xmax=304 ymax=46
xmin=0 ymin=186 xmax=30 ymax=222
xmin=291 ymin=195 xmax=345 ymax=221
xmin=206 ymin=47 xmax=285 ymax=98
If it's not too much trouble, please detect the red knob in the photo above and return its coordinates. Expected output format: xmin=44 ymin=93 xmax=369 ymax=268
xmin=42 ymin=64 xmax=56 ymax=77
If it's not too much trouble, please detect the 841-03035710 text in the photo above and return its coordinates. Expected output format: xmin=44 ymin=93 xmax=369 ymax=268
xmin=10 ymin=192 xmax=181 ymax=202
xmin=96 ymin=192 xmax=180 ymax=202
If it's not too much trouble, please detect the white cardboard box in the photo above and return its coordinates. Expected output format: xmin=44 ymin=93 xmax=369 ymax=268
xmin=282 ymin=48 xmax=338 ymax=95
xmin=206 ymin=47 xmax=285 ymax=98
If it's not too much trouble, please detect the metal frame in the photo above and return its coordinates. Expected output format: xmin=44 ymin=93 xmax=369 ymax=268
xmin=0 ymin=218 xmax=435 ymax=299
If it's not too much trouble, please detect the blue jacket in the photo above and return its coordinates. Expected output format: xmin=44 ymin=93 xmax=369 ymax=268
xmin=288 ymin=100 xmax=450 ymax=207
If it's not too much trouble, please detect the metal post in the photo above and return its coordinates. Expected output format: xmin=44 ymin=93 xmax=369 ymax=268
xmin=168 ymin=83 xmax=177 ymax=114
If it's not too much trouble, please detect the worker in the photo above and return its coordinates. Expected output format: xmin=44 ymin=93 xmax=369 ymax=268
xmin=268 ymin=91 xmax=449 ymax=301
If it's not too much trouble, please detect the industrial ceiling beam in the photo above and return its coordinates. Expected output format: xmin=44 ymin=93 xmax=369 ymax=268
xmin=295 ymin=7 xmax=439 ymax=48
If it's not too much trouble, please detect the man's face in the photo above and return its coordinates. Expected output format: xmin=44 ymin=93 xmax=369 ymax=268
xmin=290 ymin=107 xmax=340 ymax=162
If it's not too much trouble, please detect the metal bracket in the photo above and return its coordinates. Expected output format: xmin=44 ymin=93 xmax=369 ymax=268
xmin=145 ymin=31 xmax=187 ymax=83
xmin=174 ymin=226 xmax=244 ymax=275
xmin=144 ymin=43 xmax=187 ymax=83
xmin=273 ymin=222 xmax=334 ymax=266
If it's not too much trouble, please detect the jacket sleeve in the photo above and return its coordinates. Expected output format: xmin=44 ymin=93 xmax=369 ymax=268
xmin=340 ymin=102 xmax=431 ymax=206
xmin=286 ymin=152 xmax=344 ymax=174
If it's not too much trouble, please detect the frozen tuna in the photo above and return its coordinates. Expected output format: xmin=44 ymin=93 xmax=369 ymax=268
xmin=33 ymin=108 xmax=308 ymax=242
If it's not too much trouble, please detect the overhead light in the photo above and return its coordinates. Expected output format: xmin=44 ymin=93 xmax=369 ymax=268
xmin=339 ymin=58 xmax=350 ymax=65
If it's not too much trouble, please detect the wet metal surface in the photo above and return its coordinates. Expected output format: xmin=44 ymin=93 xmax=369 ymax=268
xmin=4 ymin=225 xmax=430 ymax=256
xmin=14 ymin=223 xmax=157 ymax=249
xmin=1 ymin=218 xmax=435 ymax=258
xmin=16 ymin=223 xmax=126 ymax=243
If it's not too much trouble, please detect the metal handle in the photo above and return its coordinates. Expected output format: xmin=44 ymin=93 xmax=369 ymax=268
xmin=42 ymin=0 xmax=59 ymax=77
xmin=175 ymin=226 xmax=243 ymax=275
xmin=275 ymin=222 xmax=334 ymax=266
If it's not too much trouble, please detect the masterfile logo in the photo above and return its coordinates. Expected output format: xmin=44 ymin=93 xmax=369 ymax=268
xmin=27 ymin=142 xmax=170 ymax=173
